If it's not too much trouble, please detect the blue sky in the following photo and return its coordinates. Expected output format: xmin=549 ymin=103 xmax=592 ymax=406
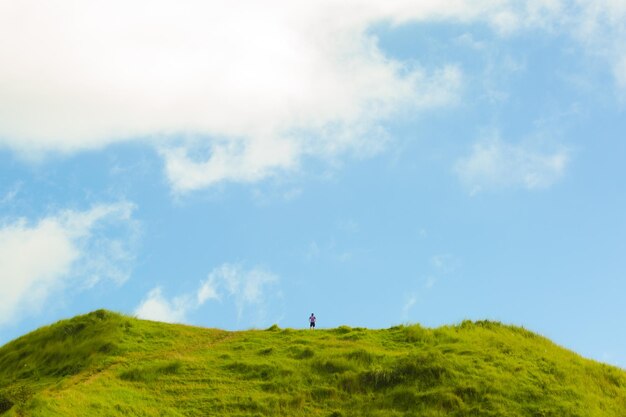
xmin=1 ymin=1 xmax=625 ymax=368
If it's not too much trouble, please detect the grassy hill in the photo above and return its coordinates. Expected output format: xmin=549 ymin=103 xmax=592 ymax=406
xmin=1 ymin=311 xmax=625 ymax=416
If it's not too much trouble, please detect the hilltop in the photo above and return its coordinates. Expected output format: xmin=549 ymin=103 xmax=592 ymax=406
xmin=0 ymin=310 xmax=625 ymax=416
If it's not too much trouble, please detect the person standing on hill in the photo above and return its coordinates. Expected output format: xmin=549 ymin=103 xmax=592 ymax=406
xmin=309 ymin=313 xmax=316 ymax=329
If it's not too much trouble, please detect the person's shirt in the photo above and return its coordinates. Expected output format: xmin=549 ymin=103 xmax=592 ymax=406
xmin=310 ymin=315 xmax=316 ymax=323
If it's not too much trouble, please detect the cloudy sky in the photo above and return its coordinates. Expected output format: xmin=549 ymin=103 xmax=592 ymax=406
xmin=1 ymin=1 xmax=625 ymax=368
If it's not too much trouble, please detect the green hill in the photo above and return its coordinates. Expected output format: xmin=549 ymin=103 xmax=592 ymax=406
xmin=1 ymin=311 xmax=625 ymax=416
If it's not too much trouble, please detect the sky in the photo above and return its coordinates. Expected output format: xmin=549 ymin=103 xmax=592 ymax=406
xmin=0 ymin=0 xmax=625 ymax=368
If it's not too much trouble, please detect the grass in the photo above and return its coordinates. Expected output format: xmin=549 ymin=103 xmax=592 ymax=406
xmin=0 ymin=311 xmax=625 ymax=416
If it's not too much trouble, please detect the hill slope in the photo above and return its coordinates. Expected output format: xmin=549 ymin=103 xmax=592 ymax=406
xmin=1 ymin=310 xmax=625 ymax=416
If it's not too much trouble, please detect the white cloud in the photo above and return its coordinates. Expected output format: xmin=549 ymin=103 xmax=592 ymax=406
xmin=402 ymin=294 xmax=417 ymax=318
xmin=0 ymin=182 xmax=22 ymax=205
xmin=135 ymin=263 xmax=280 ymax=325
xmin=0 ymin=1 xmax=621 ymax=191
xmin=0 ymin=202 xmax=137 ymax=325
xmin=197 ymin=279 xmax=220 ymax=305
xmin=455 ymin=137 xmax=569 ymax=194
xmin=430 ymin=254 xmax=457 ymax=275
xmin=0 ymin=0 xmax=496 ymax=192
xmin=572 ymin=1 xmax=626 ymax=92
xmin=424 ymin=276 xmax=437 ymax=289
xmin=202 ymin=264 xmax=279 ymax=320
xmin=160 ymin=137 xmax=299 ymax=191
xmin=135 ymin=287 xmax=190 ymax=324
